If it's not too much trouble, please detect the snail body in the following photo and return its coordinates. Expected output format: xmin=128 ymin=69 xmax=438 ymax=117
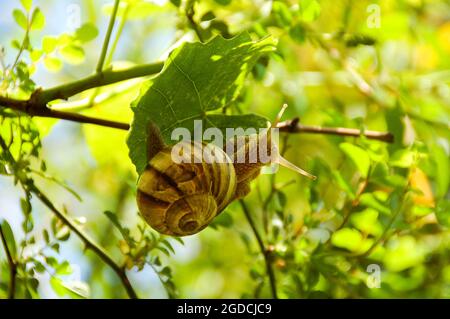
xmin=137 ymin=105 xmax=314 ymax=236
xmin=137 ymin=140 xmax=237 ymax=236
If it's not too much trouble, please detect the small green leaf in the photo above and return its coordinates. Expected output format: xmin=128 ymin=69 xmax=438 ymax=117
xmin=55 ymin=225 xmax=70 ymax=241
xmin=161 ymin=239 xmax=176 ymax=254
xmin=13 ymin=9 xmax=28 ymax=30
xmin=43 ymin=229 xmax=50 ymax=243
xmin=45 ymin=256 xmax=58 ymax=268
xmin=436 ymin=200 xmax=450 ymax=227
xmin=55 ymin=261 xmax=73 ymax=275
xmin=390 ymin=149 xmax=416 ymax=168
xmin=272 ymin=2 xmax=293 ymax=27
xmin=209 ymin=211 xmax=233 ymax=229
xmin=331 ymin=228 xmax=372 ymax=253
xmin=20 ymin=198 xmax=31 ymax=215
xmin=359 ymin=193 xmax=391 ymax=215
xmin=275 ymin=191 xmax=287 ymax=209
xmin=350 ymin=208 xmax=383 ymax=236
xmin=0 ymin=219 xmax=17 ymax=260
xmin=431 ymin=144 xmax=449 ymax=198
xmin=50 ymin=277 xmax=88 ymax=298
xmin=60 ymin=45 xmax=85 ymax=64
xmin=170 ymin=0 xmax=181 ymax=7
xmin=21 ymin=0 xmax=32 ymax=11
xmin=201 ymin=11 xmax=216 ymax=22
xmin=289 ymin=23 xmax=306 ymax=43
xmin=43 ymin=56 xmax=62 ymax=72
xmin=30 ymin=49 xmax=43 ymax=61
xmin=160 ymin=266 xmax=172 ymax=277
xmin=30 ymin=8 xmax=45 ymax=30
xmin=50 ymin=277 xmax=66 ymax=296
xmin=331 ymin=170 xmax=356 ymax=199
xmin=214 ymin=0 xmax=232 ymax=5
xmin=75 ymin=23 xmax=99 ymax=43
xmin=34 ymin=261 xmax=46 ymax=273
xmin=11 ymin=39 xmax=21 ymax=49
xmin=299 ymin=0 xmax=321 ymax=22
xmin=384 ymin=236 xmax=425 ymax=272
xmin=51 ymin=243 xmax=60 ymax=253
xmin=340 ymin=142 xmax=371 ymax=178
xmin=156 ymin=246 xmax=170 ymax=256
xmin=42 ymin=36 xmax=58 ymax=53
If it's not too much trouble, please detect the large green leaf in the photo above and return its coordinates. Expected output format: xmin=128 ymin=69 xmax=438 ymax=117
xmin=127 ymin=33 xmax=275 ymax=174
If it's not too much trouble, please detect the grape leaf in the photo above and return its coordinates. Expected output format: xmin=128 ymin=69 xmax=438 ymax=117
xmin=127 ymin=33 xmax=275 ymax=174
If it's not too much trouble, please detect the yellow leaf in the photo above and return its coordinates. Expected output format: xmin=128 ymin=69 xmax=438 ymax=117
xmin=409 ymin=167 xmax=435 ymax=208
xmin=437 ymin=22 xmax=450 ymax=53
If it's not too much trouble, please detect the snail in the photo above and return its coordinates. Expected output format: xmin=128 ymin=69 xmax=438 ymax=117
xmin=136 ymin=105 xmax=315 ymax=236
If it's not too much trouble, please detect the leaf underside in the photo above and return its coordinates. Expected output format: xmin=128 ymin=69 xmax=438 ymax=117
xmin=127 ymin=32 xmax=275 ymax=175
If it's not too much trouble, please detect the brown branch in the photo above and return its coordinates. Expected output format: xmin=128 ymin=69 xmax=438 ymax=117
xmin=277 ymin=118 xmax=394 ymax=143
xmin=0 ymin=97 xmax=395 ymax=142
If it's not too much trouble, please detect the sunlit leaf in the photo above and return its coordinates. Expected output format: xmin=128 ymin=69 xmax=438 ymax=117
xmin=331 ymin=228 xmax=372 ymax=253
xmin=13 ymin=9 xmax=28 ymax=30
xmin=30 ymin=7 xmax=45 ymax=30
xmin=42 ymin=36 xmax=57 ymax=53
xmin=127 ymin=33 xmax=275 ymax=174
xmin=43 ymin=56 xmax=62 ymax=72
xmin=21 ymin=0 xmax=32 ymax=11
xmin=0 ymin=219 xmax=17 ymax=259
xmin=60 ymin=44 xmax=85 ymax=64
xmin=384 ymin=236 xmax=425 ymax=272
xmin=339 ymin=142 xmax=371 ymax=178
xmin=299 ymin=0 xmax=321 ymax=22
xmin=350 ymin=208 xmax=383 ymax=236
xmin=75 ymin=23 xmax=99 ymax=43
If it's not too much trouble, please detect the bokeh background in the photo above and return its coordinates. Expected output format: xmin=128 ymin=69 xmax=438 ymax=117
xmin=0 ymin=0 xmax=449 ymax=298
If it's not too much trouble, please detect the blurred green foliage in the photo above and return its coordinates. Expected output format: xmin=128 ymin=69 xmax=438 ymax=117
xmin=0 ymin=0 xmax=449 ymax=299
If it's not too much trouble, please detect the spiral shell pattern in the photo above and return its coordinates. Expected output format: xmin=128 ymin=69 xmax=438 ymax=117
xmin=137 ymin=141 xmax=237 ymax=236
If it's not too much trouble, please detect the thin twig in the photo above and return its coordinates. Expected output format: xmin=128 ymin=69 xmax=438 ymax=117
xmin=0 ymin=97 xmax=396 ymax=140
xmin=88 ymin=2 xmax=131 ymax=108
xmin=96 ymin=0 xmax=120 ymax=73
xmin=185 ymin=3 xmax=205 ymax=42
xmin=239 ymin=199 xmax=278 ymax=299
xmin=0 ymin=223 xmax=17 ymax=299
xmin=277 ymin=118 xmax=394 ymax=143
xmin=35 ymin=62 xmax=164 ymax=105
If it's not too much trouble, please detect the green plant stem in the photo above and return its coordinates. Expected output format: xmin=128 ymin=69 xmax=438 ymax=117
xmin=0 ymin=224 xmax=17 ymax=299
xmin=277 ymin=118 xmax=394 ymax=143
xmin=239 ymin=199 xmax=278 ymax=299
xmin=88 ymin=2 xmax=131 ymax=107
xmin=96 ymin=0 xmax=121 ymax=73
xmin=36 ymin=62 xmax=164 ymax=104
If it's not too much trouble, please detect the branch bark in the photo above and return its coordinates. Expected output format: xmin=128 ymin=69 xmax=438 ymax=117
xmin=277 ymin=118 xmax=394 ymax=143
